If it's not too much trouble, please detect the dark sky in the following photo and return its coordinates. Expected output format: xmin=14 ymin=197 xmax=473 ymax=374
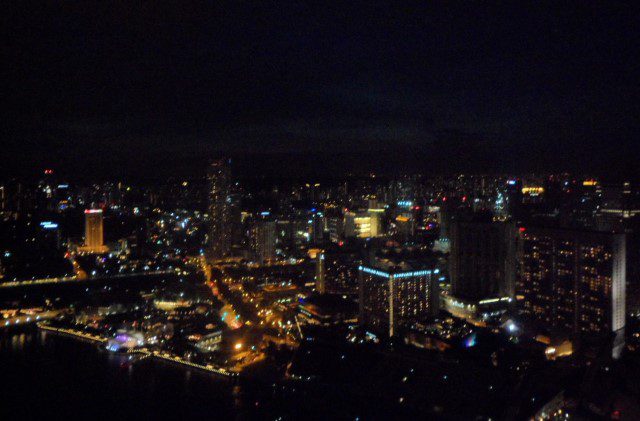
xmin=3 ymin=2 xmax=639 ymax=180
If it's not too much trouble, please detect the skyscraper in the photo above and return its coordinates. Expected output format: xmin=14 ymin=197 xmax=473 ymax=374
xmin=81 ymin=209 xmax=108 ymax=253
xmin=207 ymin=159 xmax=232 ymax=260
xmin=359 ymin=261 xmax=439 ymax=338
xmin=252 ymin=219 xmax=276 ymax=264
xmin=315 ymin=251 xmax=326 ymax=294
xmin=449 ymin=215 xmax=517 ymax=300
xmin=344 ymin=211 xmax=379 ymax=238
xmin=518 ymin=226 xmax=626 ymax=358
xmin=445 ymin=213 xmax=517 ymax=322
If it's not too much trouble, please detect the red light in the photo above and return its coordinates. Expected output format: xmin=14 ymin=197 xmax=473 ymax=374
xmin=442 ymin=197 xmax=447 ymax=202
xmin=462 ymin=196 xmax=467 ymax=202
xmin=414 ymin=206 xmax=421 ymax=210
xmin=84 ymin=209 xmax=103 ymax=214
xmin=44 ymin=169 xmax=54 ymax=175
xmin=519 ymin=227 xmax=526 ymax=233
xmin=338 ymin=241 xmax=344 ymax=247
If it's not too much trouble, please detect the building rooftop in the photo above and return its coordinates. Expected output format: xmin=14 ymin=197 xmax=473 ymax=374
xmin=298 ymin=294 xmax=357 ymax=319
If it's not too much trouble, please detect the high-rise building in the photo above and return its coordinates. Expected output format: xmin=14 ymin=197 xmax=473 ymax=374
xmin=311 ymin=211 xmax=326 ymax=244
xmin=344 ymin=211 xmax=379 ymax=238
xmin=207 ymin=159 xmax=232 ymax=260
xmin=0 ymin=185 xmax=6 ymax=212
xmin=449 ymin=215 xmax=517 ymax=300
xmin=327 ymin=216 xmax=344 ymax=243
xmin=505 ymin=179 xmax=523 ymax=218
xmin=312 ymin=247 xmax=362 ymax=295
xmin=315 ymin=251 xmax=326 ymax=294
xmin=445 ymin=214 xmax=517 ymax=322
xmin=518 ymin=226 xmax=626 ymax=358
xmin=595 ymin=182 xmax=640 ymax=232
xmin=394 ymin=213 xmax=414 ymax=243
xmin=437 ymin=203 xmax=454 ymax=241
xmin=253 ymin=220 xmax=276 ymax=264
xmin=80 ymin=209 xmax=108 ymax=253
xmin=38 ymin=221 xmax=62 ymax=250
xmin=359 ymin=261 xmax=439 ymax=338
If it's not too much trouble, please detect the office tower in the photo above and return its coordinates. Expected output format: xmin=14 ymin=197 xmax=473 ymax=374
xmin=505 ymin=179 xmax=523 ymax=218
xmin=595 ymin=181 xmax=640 ymax=232
xmin=81 ymin=209 xmax=108 ymax=253
xmin=394 ymin=213 xmax=414 ymax=243
xmin=437 ymin=203 xmax=454 ymax=240
xmin=446 ymin=214 xmax=517 ymax=321
xmin=450 ymin=215 xmax=517 ymax=300
xmin=38 ymin=221 xmax=61 ymax=250
xmin=276 ymin=219 xmax=294 ymax=248
xmin=327 ymin=215 xmax=344 ymax=243
xmin=310 ymin=210 xmax=325 ymax=244
xmin=207 ymin=159 xmax=232 ymax=260
xmin=315 ymin=251 xmax=326 ymax=294
xmin=253 ymin=220 xmax=276 ymax=264
xmin=291 ymin=216 xmax=311 ymax=245
xmin=36 ymin=169 xmax=57 ymax=211
xmin=359 ymin=261 xmax=439 ymax=338
xmin=227 ymin=192 xmax=243 ymax=247
xmin=344 ymin=211 xmax=379 ymax=238
xmin=518 ymin=227 xmax=626 ymax=358
xmin=313 ymin=247 xmax=362 ymax=295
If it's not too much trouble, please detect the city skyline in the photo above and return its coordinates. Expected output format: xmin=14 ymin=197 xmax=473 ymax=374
xmin=3 ymin=3 xmax=640 ymax=420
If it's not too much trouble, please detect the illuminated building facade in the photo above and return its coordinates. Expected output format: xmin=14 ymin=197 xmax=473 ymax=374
xmin=518 ymin=227 xmax=626 ymax=357
xmin=252 ymin=219 xmax=276 ymax=264
xmin=79 ymin=209 xmax=108 ymax=253
xmin=195 ymin=330 xmax=223 ymax=353
xmin=313 ymin=248 xmax=362 ymax=295
xmin=298 ymin=294 xmax=358 ymax=326
xmin=344 ymin=211 xmax=379 ymax=238
xmin=521 ymin=185 xmax=544 ymax=204
xmin=38 ymin=220 xmax=62 ymax=250
xmin=359 ymin=264 xmax=439 ymax=338
xmin=207 ymin=159 xmax=232 ymax=260
xmin=327 ymin=216 xmax=344 ymax=243
xmin=315 ymin=251 xmax=326 ymax=294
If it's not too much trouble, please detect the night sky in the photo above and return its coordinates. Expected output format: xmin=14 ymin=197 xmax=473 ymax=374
xmin=3 ymin=2 xmax=639 ymax=180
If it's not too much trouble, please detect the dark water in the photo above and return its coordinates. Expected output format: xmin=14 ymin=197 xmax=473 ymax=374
xmin=0 ymin=328 xmax=430 ymax=420
xmin=0 ymin=328 xmax=267 ymax=420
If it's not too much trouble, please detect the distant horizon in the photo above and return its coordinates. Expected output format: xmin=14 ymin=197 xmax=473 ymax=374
xmin=4 ymin=2 xmax=639 ymax=183
xmin=3 ymin=146 xmax=639 ymax=185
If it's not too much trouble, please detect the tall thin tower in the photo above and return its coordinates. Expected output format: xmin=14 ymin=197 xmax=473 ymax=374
xmin=207 ymin=159 xmax=232 ymax=260
xmin=82 ymin=209 xmax=108 ymax=253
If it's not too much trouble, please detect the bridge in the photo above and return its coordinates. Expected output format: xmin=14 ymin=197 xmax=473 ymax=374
xmin=1 ymin=310 xmax=62 ymax=329
xmin=0 ymin=269 xmax=177 ymax=289
xmin=35 ymin=323 xmax=237 ymax=377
